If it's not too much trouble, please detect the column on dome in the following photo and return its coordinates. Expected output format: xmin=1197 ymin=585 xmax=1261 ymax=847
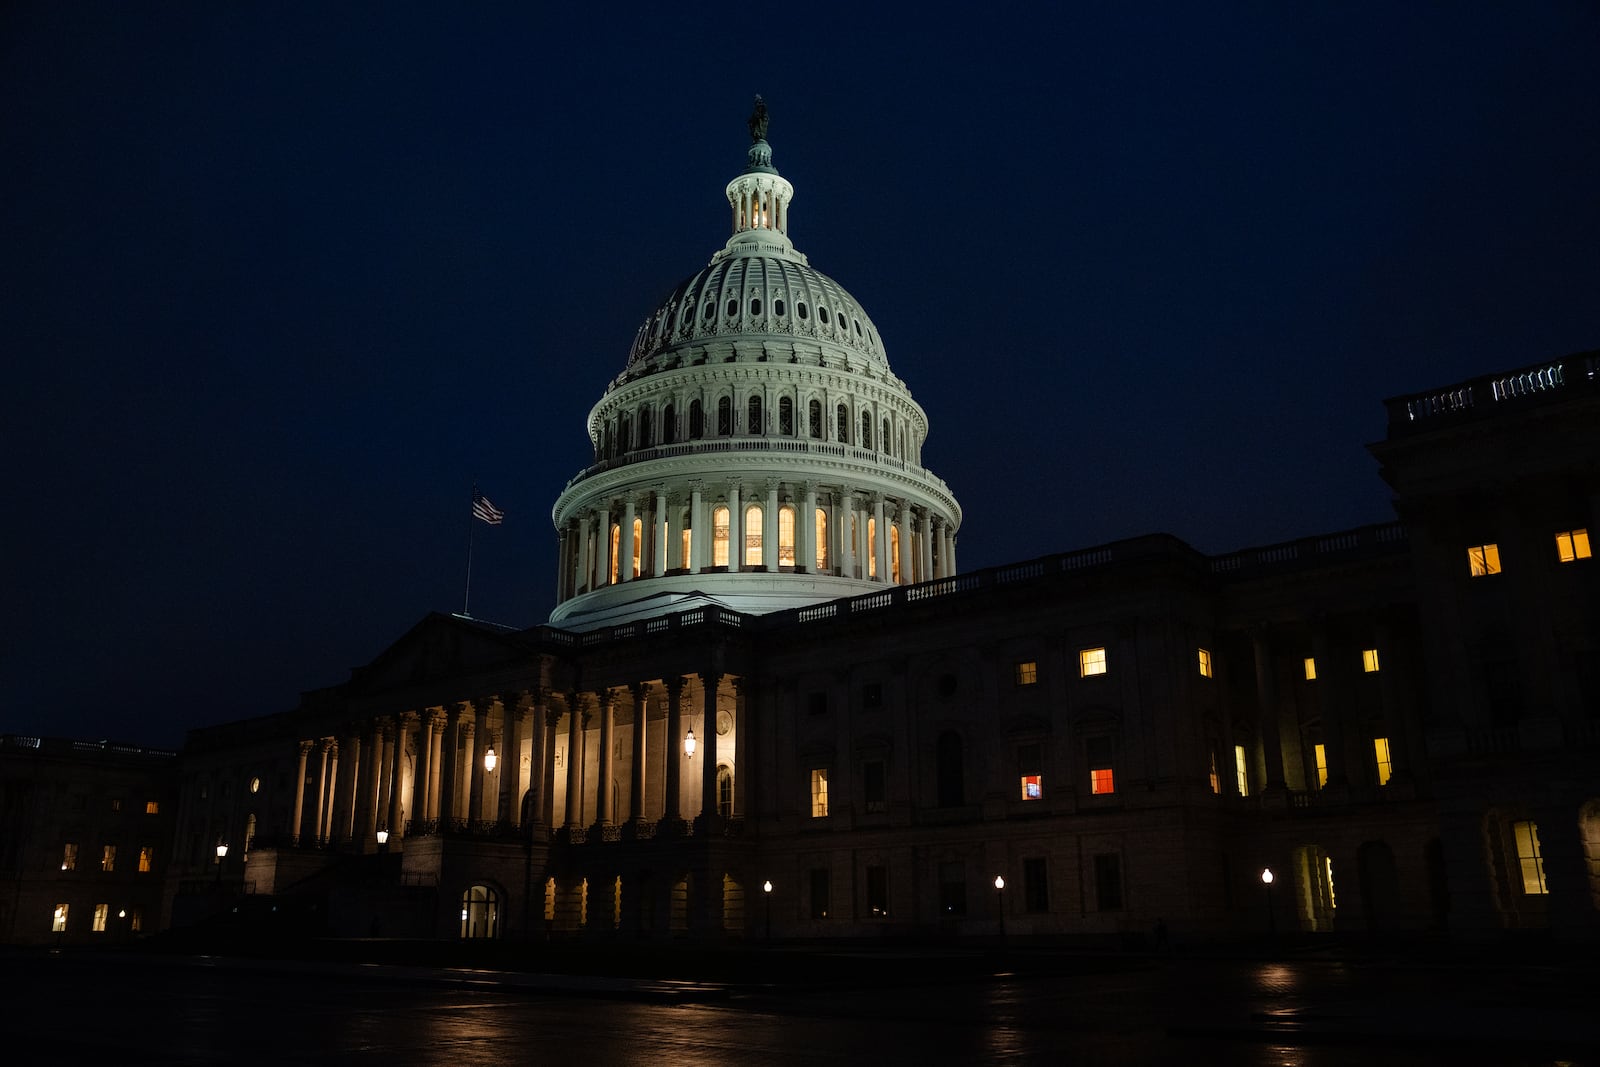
xmin=801 ymin=482 xmax=818 ymax=574
xmin=594 ymin=689 xmax=615 ymax=829
xmin=728 ymin=482 xmax=743 ymax=573
xmin=839 ymin=488 xmax=856 ymax=579
xmin=896 ymin=500 xmax=912 ymax=585
xmin=699 ymin=671 xmax=721 ymax=828
xmin=653 ymin=488 xmax=668 ymax=577
xmin=664 ymin=677 xmax=684 ymax=822
xmin=689 ymin=481 xmax=705 ymax=573
xmin=499 ymin=692 xmax=524 ymax=829
xmin=577 ymin=513 xmax=595 ymax=595
xmin=764 ymin=480 xmax=779 ymax=570
xmin=623 ymin=496 xmax=639 ymax=583
xmin=872 ymin=496 xmax=888 ymax=583
xmin=629 ymin=683 xmax=649 ymax=823
xmin=591 ymin=506 xmax=609 ymax=589
xmin=920 ymin=508 xmax=935 ymax=583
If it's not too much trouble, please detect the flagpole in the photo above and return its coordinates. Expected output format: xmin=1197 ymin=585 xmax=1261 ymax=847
xmin=463 ymin=480 xmax=476 ymax=616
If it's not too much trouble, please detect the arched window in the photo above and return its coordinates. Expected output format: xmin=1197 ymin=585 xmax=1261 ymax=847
xmin=631 ymin=517 xmax=643 ymax=578
xmin=609 ymin=524 xmax=620 ymax=584
xmin=460 ymin=884 xmax=499 ymax=938
xmin=837 ymin=403 xmax=849 ymax=443
xmin=618 ymin=414 xmax=632 ymax=453
xmin=808 ymin=399 xmax=822 ymax=438
xmin=867 ymin=517 xmax=877 ymax=578
xmin=717 ymin=765 xmax=734 ymax=818
xmin=681 ymin=519 xmax=693 ymax=570
xmin=662 ymin=403 xmax=676 ymax=445
xmin=748 ymin=395 xmax=763 ymax=435
xmin=778 ymin=505 xmax=797 ymax=567
xmin=882 ymin=418 xmax=891 ymax=456
xmin=891 ymin=525 xmax=901 ymax=583
xmin=815 ymin=508 xmax=829 ymax=572
xmin=689 ymin=399 xmax=704 ymax=439
xmin=638 ymin=407 xmax=653 ymax=448
xmin=712 ymin=506 xmax=730 ymax=567
xmin=936 ymin=731 xmax=964 ymax=807
xmin=861 ymin=413 xmax=873 ymax=450
xmin=779 ymin=396 xmax=794 ymax=435
xmin=717 ymin=396 xmax=732 ymax=436
xmin=745 ymin=504 xmax=764 ymax=567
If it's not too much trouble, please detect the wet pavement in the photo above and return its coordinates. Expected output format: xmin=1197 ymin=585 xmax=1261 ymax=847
xmin=2 ymin=946 xmax=1594 ymax=1065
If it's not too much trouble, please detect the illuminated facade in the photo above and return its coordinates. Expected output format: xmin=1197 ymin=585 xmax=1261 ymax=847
xmin=33 ymin=105 xmax=1596 ymax=948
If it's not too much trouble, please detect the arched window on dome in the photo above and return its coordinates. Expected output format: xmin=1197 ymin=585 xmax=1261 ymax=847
xmin=861 ymin=413 xmax=873 ymax=451
xmin=867 ymin=517 xmax=877 ymax=578
xmin=882 ymin=418 xmax=891 ymax=457
xmin=662 ymin=403 xmax=676 ymax=445
xmin=745 ymin=504 xmax=764 ymax=567
xmin=779 ymin=397 xmax=794 ymax=436
xmin=808 ymin=399 xmax=822 ymax=439
xmin=814 ymin=508 xmax=829 ymax=572
xmin=680 ymin=511 xmax=693 ymax=571
xmin=618 ymin=414 xmax=632 ymax=455
xmin=891 ymin=524 xmax=901 ymax=583
xmin=837 ymin=403 xmax=849 ymax=444
xmin=689 ymin=399 xmax=704 ymax=439
xmin=717 ymin=397 xmax=732 ymax=436
xmin=638 ymin=406 xmax=653 ymax=448
xmin=712 ymin=506 xmax=730 ymax=567
xmin=631 ymin=517 xmax=643 ymax=579
xmin=778 ymin=505 xmax=797 ymax=568
xmin=747 ymin=396 xmax=763 ymax=436
xmin=609 ymin=523 xmax=621 ymax=585
xmin=702 ymin=300 xmax=715 ymax=322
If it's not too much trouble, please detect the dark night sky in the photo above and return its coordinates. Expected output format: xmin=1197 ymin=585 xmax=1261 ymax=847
xmin=4 ymin=4 xmax=1597 ymax=748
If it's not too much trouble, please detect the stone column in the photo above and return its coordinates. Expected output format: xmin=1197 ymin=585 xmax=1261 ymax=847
xmin=764 ymin=479 xmax=779 ymax=569
xmin=733 ymin=677 xmax=749 ymax=818
xmin=374 ymin=723 xmax=393 ymax=837
xmin=499 ymin=693 xmax=525 ymax=828
xmin=389 ymin=713 xmax=413 ymax=840
xmin=463 ymin=707 xmax=483 ymax=822
xmin=578 ymin=512 xmax=595 ymax=593
xmin=313 ymin=740 xmax=332 ymax=845
xmin=564 ymin=694 xmax=586 ymax=828
xmin=595 ymin=689 xmax=616 ymax=828
xmin=1251 ymin=631 xmax=1287 ymax=794
xmin=340 ymin=728 xmax=361 ymax=842
xmin=411 ymin=711 xmax=434 ymax=829
xmin=361 ymin=720 xmax=384 ymax=842
xmin=839 ymin=488 xmax=856 ymax=579
xmin=873 ymin=495 xmax=889 ymax=582
xmin=540 ymin=706 xmax=560 ymax=828
xmin=801 ymin=482 xmax=818 ymax=573
xmin=620 ymin=496 xmax=636 ymax=582
xmin=896 ymin=501 xmax=912 ymax=584
xmin=440 ymin=704 xmax=462 ymax=826
xmin=728 ymin=482 xmax=742 ymax=572
xmin=700 ymin=671 xmax=721 ymax=828
xmin=664 ymin=677 xmax=684 ymax=821
xmin=427 ymin=712 xmax=445 ymax=820
xmin=629 ymin=683 xmax=649 ymax=823
xmin=591 ymin=507 xmax=609 ymax=589
xmin=653 ymin=488 xmax=668 ymax=577
xmin=689 ymin=480 xmax=705 ymax=572
xmin=292 ymin=740 xmax=312 ymax=845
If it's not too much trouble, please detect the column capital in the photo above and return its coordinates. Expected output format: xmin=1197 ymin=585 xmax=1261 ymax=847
xmin=687 ymin=477 xmax=705 ymax=493
xmin=763 ymin=477 xmax=780 ymax=493
xmin=470 ymin=695 xmax=495 ymax=719
xmin=629 ymin=680 xmax=652 ymax=702
xmin=544 ymin=707 xmax=563 ymax=729
xmin=298 ymin=739 xmax=315 ymax=757
xmin=666 ymin=675 xmax=686 ymax=699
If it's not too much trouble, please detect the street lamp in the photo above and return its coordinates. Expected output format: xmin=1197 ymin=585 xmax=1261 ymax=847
xmin=683 ymin=728 xmax=697 ymax=759
xmin=1261 ymin=867 xmax=1276 ymax=941
xmin=763 ymin=879 xmax=773 ymax=941
xmin=994 ymin=875 xmax=1006 ymax=939
xmin=215 ymin=843 xmax=228 ymax=887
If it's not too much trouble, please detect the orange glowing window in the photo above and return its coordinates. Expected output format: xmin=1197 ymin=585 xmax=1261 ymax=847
xmin=1089 ymin=768 xmax=1115 ymax=795
xmin=1020 ymin=774 xmax=1043 ymax=800
xmin=1556 ymin=529 xmax=1591 ymax=563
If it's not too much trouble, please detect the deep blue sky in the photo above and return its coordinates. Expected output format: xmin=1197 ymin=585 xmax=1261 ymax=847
xmin=4 ymin=4 xmax=1597 ymax=748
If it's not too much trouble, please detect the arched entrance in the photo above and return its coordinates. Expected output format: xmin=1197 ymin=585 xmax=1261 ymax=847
xmin=460 ymin=884 xmax=499 ymax=939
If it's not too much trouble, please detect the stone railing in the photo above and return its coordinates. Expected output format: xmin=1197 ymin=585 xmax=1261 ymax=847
xmin=1384 ymin=351 xmax=1598 ymax=437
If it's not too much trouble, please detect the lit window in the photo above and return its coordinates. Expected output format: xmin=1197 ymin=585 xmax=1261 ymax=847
xmin=778 ymin=505 xmax=796 ymax=567
xmin=867 ymin=517 xmax=877 ymax=577
xmin=1362 ymin=648 xmax=1381 ymax=673
xmin=101 ymin=845 xmax=116 ymax=872
xmin=631 ymin=517 xmax=643 ymax=577
xmin=1015 ymin=661 xmax=1038 ymax=686
xmin=52 ymin=904 xmax=69 ymax=932
xmin=745 ymin=504 xmax=763 ymax=566
xmin=1556 ymin=529 xmax=1591 ymax=563
xmin=1087 ymin=737 xmax=1115 ymax=794
xmin=61 ymin=843 xmax=77 ymax=871
xmin=110 ymin=798 xmax=121 ymax=812
xmin=1080 ymin=647 xmax=1108 ymax=677
xmin=1513 ymin=821 xmax=1547 ymax=894
xmin=1314 ymin=743 xmax=1328 ymax=788
xmin=1020 ymin=774 xmax=1043 ymax=800
xmin=1234 ymin=744 xmax=1249 ymax=797
xmin=1197 ymin=648 xmax=1213 ymax=678
xmin=608 ymin=523 xmax=620 ymax=583
xmin=1467 ymin=543 xmax=1501 ymax=576
xmin=1303 ymin=657 xmax=1317 ymax=681
xmin=712 ymin=506 xmax=730 ymax=567
xmin=144 ymin=800 xmax=160 ymax=814
xmin=128 ymin=909 xmax=142 ymax=932
xmin=1209 ymin=752 xmax=1219 ymax=794
xmin=810 ymin=768 xmax=829 ymax=818
xmin=890 ymin=525 xmax=901 ymax=582
xmin=814 ymin=508 xmax=828 ymax=571
xmin=1373 ymin=737 xmax=1392 ymax=786
xmin=93 ymin=904 xmax=108 ymax=932
xmin=138 ymin=847 xmax=154 ymax=873
xmin=1326 ymin=858 xmax=1337 ymax=909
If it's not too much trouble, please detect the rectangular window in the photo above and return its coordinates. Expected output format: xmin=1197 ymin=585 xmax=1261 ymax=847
xmin=1513 ymin=821 xmax=1548 ymax=894
xmin=128 ymin=909 xmax=142 ymax=932
xmin=138 ymin=847 xmax=154 ymax=873
xmin=809 ymin=867 xmax=830 ymax=919
xmin=1020 ymin=774 xmax=1043 ymax=800
xmin=101 ymin=845 xmax=116 ymax=872
xmin=61 ymin=843 xmax=77 ymax=871
xmin=1234 ymin=744 xmax=1249 ymax=796
xmin=52 ymin=904 xmax=69 ymax=933
xmin=1086 ymin=737 xmax=1115 ymax=795
xmin=1314 ymin=743 xmax=1328 ymax=788
xmin=1556 ymin=528 xmax=1592 ymax=562
xmin=1023 ymin=857 xmax=1049 ymax=913
xmin=1467 ymin=543 xmax=1502 ymax=576
xmin=863 ymin=760 xmax=886 ymax=813
xmin=809 ymin=769 xmax=829 ymax=818
xmin=1197 ymin=648 xmax=1213 ymax=678
xmin=1015 ymin=660 xmax=1038 ymax=686
xmin=1373 ymin=737 xmax=1392 ymax=786
xmin=1079 ymin=647 xmax=1108 ymax=677
xmin=92 ymin=904 xmax=108 ymax=932
xmin=145 ymin=800 xmax=160 ymax=815
xmin=938 ymin=861 xmax=966 ymax=915
xmin=866 ymin=865 xmax=889 ymax=917
xmin=1018 ymin=743 xmax=1042 ymax=800
xmin=1209 ymin=751 xmax=1219 ymax=794
xmin=1303 ymin=657 xmax=1317 ymax=681
xmin=1362 ymin=648 xmax=1381 ymax=673
xmin=1093 ymin=853 xmax=1123 ymax=911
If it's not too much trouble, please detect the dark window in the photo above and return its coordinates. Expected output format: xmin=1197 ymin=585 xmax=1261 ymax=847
xmin=810 ymin=867 xmax=830 ymax=919
xmin=938 ymin=861 xmax=966 ymax=915
xmin=726 ymin=298 xmax=738 ymax=317
xmin=779 ymin=396 xmax=794 ymax=435
xmin=936 ymin=731 xmax=964 ymax=807
xmin=863 ymin=760 xmax=886 ymax=813
xmin=1024 ymin=857 xmax=1049 ymax=913
xmin=637 ymin=407 xmax=652 ymax=448
xmin=807 ymin=691 xmax=828 ymax=717
xmin=716 ymin=766 xmax=733 ymax=818
xmin=750 ymin=297 xmax=762 ymax=315
xmin=861 ymin=413 xmax=873 ymax=450
xmin=866 ymin=865 xmax=889 ymax=917
xmin=717 ymin=397 xmax=732 ymax=436
xmin=747 ymin=396 xmax=763 ymax=435
xmin=689 ymin=399 xmax=704 ymax=439
xmin=702 ymin=301 xmax=714 ymax=321
xmin=775 ymin=298 xmax=786 ymax=316
xmin=617 ymin=414 xmax=631 ymax=453
xmin=819 ymin=306 xmax=830 ymax=325
xmin=882 ymin=418 xmax=891 ymax=456
xmin=661 ymin=404 xmax=676 ymax=445
xmin=836 ymin=404 xmax=849 ymax=443
xmin=1094 ymin=853 xmax=1123 ymax=911
xmin=808 ymin=399 xmax=822 ymax=438
xmin=797 ymin=301 xmax=808 ymax=320
xmin=862 ymin=683 xmax=883 ymax=709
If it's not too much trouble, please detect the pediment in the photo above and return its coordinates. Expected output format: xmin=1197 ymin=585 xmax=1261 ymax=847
xmin=344 ymin=613 xmax=531 ymax=699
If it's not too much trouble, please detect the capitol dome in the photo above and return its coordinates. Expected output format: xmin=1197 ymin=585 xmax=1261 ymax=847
xmin=550 ymin=99 xmax=962 ymax=629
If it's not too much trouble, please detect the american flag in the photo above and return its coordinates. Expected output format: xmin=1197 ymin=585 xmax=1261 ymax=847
xmin=472 ymin=493 xmax=504 ymax=525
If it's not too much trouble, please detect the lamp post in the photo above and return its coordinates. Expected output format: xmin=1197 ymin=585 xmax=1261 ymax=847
xmin=763 ymin=879 xmax=773 ymax=942
xmin=215 ymin=843 xmax=228 ymax=887
xmin=1261 ymin=867 xmax=1276 ymax=942
xmin=994 ymin=874 xmax=1006 ymax=941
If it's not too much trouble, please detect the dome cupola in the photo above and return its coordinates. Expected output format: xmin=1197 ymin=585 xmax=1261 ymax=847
xmin=549 ymin=98 xmax=962 ymax=630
